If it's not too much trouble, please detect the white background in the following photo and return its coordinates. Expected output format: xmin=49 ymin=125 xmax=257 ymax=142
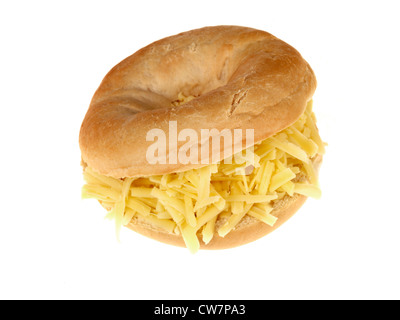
xmin=1 ymin=0 xmax=399 ymax=300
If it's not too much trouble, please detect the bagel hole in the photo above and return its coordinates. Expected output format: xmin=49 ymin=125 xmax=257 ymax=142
xmin=171 ymin=92 xmax=199 ymax=107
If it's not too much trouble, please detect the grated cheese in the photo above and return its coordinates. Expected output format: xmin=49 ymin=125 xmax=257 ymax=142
xmin=82 ymin=100 xmax=325 ymax=253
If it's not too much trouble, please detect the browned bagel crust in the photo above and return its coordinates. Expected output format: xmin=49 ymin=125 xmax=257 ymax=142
xmin=125 ymin=155 xmax=322 ymax=250
xmin=79 ymin=26 xmax=317 ymax=178
xmin=126 ymin=193 xmax=307 ymax=250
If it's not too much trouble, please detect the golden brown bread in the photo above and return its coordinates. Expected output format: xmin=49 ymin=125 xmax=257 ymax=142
xmin=127 ymin=193 xmax=307 ymax=250
xmin=125 ymin=155 xmax=322 ymax=250
xmin=80 ymin=26 xmax=320 ymax=251
xmin=79 ymin=25 xmax=317 ymax=178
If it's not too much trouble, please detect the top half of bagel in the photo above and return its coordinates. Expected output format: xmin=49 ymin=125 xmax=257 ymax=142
xmin=79 ymin=25 xmax=317 ymax=178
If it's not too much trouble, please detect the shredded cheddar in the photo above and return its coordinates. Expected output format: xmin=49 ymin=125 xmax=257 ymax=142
xmin=82 ymin=100 xmax=325 ymax=253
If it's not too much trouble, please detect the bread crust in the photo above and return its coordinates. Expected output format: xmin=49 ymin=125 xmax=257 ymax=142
xmin=79 ymin=25 xmax=317 ymax=178
xmin=126 ymin=193 xmax=307 ymax=250
xmin=125 ymin=155 xmax=322 ymax=250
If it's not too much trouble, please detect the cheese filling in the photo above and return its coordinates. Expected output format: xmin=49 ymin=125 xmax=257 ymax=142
xmin=82 ymin=100 xmax=325 ymax=253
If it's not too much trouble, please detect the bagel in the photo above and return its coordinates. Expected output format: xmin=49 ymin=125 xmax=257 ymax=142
xmin=80 ymin=26 xmax=325 ymax=253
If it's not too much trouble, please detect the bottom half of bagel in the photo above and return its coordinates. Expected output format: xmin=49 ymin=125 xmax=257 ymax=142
xmin=81 ymin=101 xmax=325 ymax=253
xmin=125 ymin=165 xmax=319 ymax=251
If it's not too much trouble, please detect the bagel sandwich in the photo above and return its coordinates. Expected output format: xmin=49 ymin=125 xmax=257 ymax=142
xmin=79 ymin=26 xmax=325 ymax=253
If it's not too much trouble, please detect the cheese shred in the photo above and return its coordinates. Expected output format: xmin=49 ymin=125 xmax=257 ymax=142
xmin=82 ymin=100 xmax=325 ymax=253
